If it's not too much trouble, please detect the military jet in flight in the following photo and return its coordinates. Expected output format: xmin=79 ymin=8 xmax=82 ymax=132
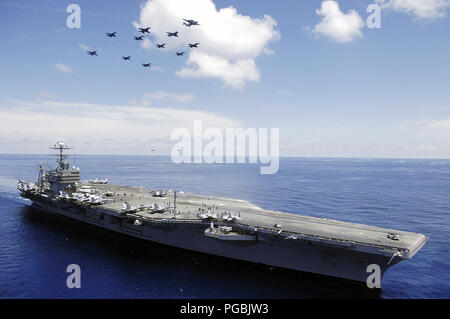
xmin=156 ymin=43 xmax=166 ymax=48
xmin=142 ymin=63 xmax=151 ymax=68
xmin=106 ymin=32 xmax=117 ymax=38
xmin=134 ymin=36 xmax=144 ymax=41
xmin=167 ymin=31 xmax=179 ymax=37
xmin=138 ymin=27 xmax=151 ymax=34
xmin=176 ymin=51 xmax=185 ymax=56
xmin=87 ymin=51 xmax=98 ymax=56
xmin=188 ymin=43 xmax=199 ymax=48
xmin=122 ymin=56 xmax=131 ymax=60
xmin=183 ymin=19 xmax=199 ymax=27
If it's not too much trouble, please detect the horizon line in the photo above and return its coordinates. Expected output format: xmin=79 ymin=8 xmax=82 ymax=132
xmin=0 ymin=152 xmax=449 ymax=161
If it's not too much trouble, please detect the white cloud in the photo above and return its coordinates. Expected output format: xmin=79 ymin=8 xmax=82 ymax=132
xmin=141 ymin=38 xmax=153 ymax=49
xmin=427 ymin=118 xmax=450 ymax=129
xmin=36 ymin=91 xmax=58 ymax=101
xmin=312 ymin=0 xmax=364 ymax=43
xmin=176 ymin=51 xmax=259 ymax=89
xmin=389 ymin=118 xmax=450 ymax=147
xmin=130 ymin=91 xmax=196 ymax=105
xmin=376 ymin=0 xmax=450 ymax=19
xmin=416 ymin=144 xmax=435 ymax=152
xmin=54 ymin=63 xmax=73 ymax=74
xmin=133 ymin=0 xmax=280 ymax=89
xmin=143 ymin=91 xmax=196 ymax=102
xmin=0 ymin=98 xmax=242 ymax=154
xmin=276 ymin=90 xmax=295 ymax=97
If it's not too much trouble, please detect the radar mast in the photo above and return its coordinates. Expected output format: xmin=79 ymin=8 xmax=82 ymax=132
xmin=46 ymin=141 xmax=80 ymax=194
xmin=50 ymin=141 xmax=71 ymax=170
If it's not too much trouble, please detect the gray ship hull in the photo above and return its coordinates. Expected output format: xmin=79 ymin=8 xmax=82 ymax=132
xmin=28 ymin=197 xmax=415 ymax=285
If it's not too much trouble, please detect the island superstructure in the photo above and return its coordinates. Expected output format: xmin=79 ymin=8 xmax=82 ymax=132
xmin=17 ymin=142 xmax=427 ymax=286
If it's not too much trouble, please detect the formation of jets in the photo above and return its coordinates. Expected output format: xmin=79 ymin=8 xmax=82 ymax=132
xmin=85 ymin=19 xmax=200 ymax=69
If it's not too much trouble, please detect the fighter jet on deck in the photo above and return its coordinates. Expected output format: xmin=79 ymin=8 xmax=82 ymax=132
xmin=176 ymin=51 xmax=185 ymax=56
xmin=138 ymin=27 xmax=151 ymax=34
xmin=156 ymin=43 xmax=166 ymax=48
xmin=183 ymin=19 xmax=199 ymax=27
xmin=87 ymin=51 xmax=98 ymax=56
xmin=106 ymin=32 xmax=117 ymax=38
xmin=122 ymin=56 xmax=131 ymax=60
xmin=134 ymin=36 xmax=144 ymax=41
xmin=167 ymin=32 xmax=179 ymax=37
xmin=142 ymin=63 xmax=151 ymax=68
xmin=188 ymin=43 xmax=199 ymax=48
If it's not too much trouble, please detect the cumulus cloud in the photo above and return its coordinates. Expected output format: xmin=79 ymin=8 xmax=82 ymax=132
xmin=312 ymin=0 xmax=364 ymax=43
xmin=0 ymin=98 xmax=241 ymax=154
xmin=54 ymin=63 xmax=73 ymax=73
xmin=376 ymin=0 xmax=450 ymax=19
xmin=133 ymin=0 xmax=280 ymax=89
xmin=176 ymin=51 xmax=259 ymax=89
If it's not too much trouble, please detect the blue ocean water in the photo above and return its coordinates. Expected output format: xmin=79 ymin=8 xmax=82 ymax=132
xmin=0 ymin=155 xmax=448 ymax=299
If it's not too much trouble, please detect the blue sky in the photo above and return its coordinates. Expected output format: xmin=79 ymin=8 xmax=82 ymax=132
xmin=0 ymin=0 xmax=449 ymax=157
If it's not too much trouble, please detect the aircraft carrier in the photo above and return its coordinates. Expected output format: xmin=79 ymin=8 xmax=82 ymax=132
xmin=17 ymin=142 xmax=427 ymax=286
